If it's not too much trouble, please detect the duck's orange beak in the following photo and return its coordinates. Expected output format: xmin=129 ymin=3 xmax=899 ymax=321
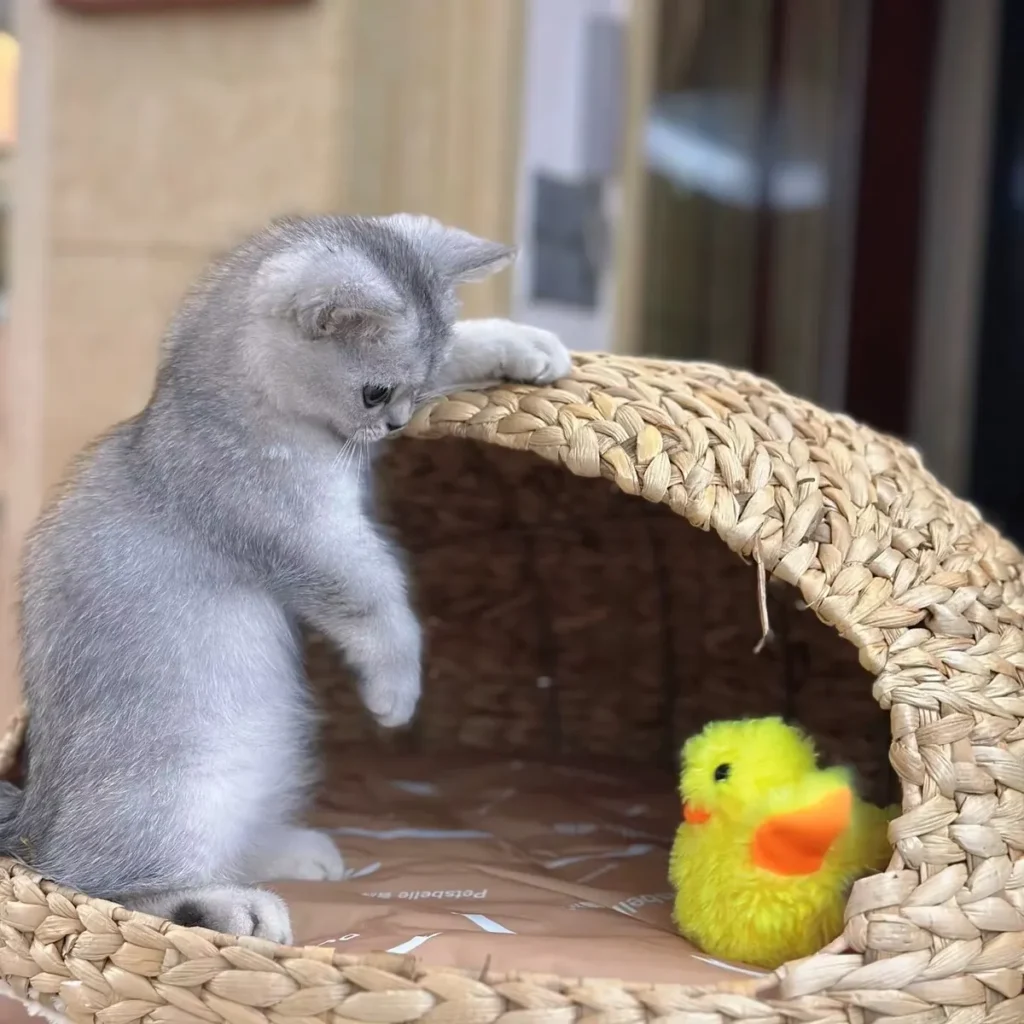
xmin=682 ymin=802 xmax=711 ymax=825
xmin=751 ymin=786 xmax=852 ymax=876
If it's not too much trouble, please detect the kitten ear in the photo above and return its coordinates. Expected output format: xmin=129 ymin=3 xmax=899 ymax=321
xmin=385 ymin=214 xmax=516 ymax=283
xmin=254 ymin=247 xmax=405 ymax=338
xmin=297 ymin=300 xmax=393 ymax=339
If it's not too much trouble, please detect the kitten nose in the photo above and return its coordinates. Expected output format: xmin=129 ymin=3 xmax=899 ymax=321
xmin=386 ymin=399 xmax=413 ymax=434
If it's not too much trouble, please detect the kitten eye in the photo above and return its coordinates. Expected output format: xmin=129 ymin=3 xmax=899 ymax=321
xmin=362 ymin=384 xmax=394 ymax=408
xmin=713 ymin=763 xmax=731 ymax=782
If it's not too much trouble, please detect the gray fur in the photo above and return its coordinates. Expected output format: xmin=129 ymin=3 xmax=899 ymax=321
xmin=6 ymin=214 xmax=571 ymax=942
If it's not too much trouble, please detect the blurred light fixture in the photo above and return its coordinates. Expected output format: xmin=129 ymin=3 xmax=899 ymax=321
xmin=0 ymin=32 xmax=16 ymax=149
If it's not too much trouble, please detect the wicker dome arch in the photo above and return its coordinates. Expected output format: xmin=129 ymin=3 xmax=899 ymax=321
xmin=408 ymin=353 xmax=994 ymax=667
xmin=2 ymin=352 xmax=1024 ymax=1023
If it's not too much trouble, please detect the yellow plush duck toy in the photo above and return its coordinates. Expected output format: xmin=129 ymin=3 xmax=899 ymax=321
xmin=669 ymin=717 xmax=895 ymax=970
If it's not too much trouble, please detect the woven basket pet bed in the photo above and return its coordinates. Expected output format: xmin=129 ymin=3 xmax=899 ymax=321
xmin=2 ymin=352 xmax=1024 ymax=1024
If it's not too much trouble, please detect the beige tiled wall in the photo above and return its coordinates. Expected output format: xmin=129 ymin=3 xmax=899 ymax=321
xmin=50 ymin=5 xmax=351 ymax=252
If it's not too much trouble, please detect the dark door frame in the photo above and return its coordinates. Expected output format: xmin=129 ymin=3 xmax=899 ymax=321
xmin=842 ymin=0 xmax=941 ymax=437
xmin=970 ymin=0 xmax=1024 ymax=542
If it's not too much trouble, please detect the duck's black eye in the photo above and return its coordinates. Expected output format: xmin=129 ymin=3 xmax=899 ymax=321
xmin=713 ymin=763 xmax=731 ymax=782
xmin=362 ymin=384 xmax=394 ymax=408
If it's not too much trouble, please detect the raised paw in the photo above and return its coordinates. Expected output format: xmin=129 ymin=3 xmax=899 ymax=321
xmin=167 ymin=886 xmax=293 ymax=944
xmin=249 ymin=827 xmax=347 ymax=882
xmin=361 ymin=668 xmax=421 ymax=728
xmin=492 ymin=323 xmax=572 ymax=385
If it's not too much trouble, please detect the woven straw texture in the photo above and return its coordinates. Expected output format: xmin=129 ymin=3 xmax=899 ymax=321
xmin=2 ymin=351 xmax=1024 ymax=1023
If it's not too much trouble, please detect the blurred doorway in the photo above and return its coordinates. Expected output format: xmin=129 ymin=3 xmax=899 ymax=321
xmin=615 ymin=0 xmax=945 ymax=423
xmin=629 ymin=0 xmax=864 ymax=409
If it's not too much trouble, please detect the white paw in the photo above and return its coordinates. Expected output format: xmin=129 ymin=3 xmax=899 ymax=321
xmin=495 ymin=324 xmax=572 ymax=385
xmin=361 ymin=667 xmax=421 ymax=728
xmin=255 ymin=828 xmax=347 ymax=882
xmin=170 ymin=887 xmax=293 ymax=944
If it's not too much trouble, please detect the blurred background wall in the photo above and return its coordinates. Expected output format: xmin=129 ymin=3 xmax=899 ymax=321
xmin=19 ymin=0 xmax=524 ymax=487
xmin=2 ymin=0 xmax=1023 ymax=719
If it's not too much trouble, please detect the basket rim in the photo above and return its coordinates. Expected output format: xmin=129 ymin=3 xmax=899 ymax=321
xmin=2 ymin=353 xmax=1023 ymax=1022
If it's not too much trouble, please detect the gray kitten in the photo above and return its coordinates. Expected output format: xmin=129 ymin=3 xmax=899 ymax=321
xmin=4 ymin=214 xmax=570 ymax=943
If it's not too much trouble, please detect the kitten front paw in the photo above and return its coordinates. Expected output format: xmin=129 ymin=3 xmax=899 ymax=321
xmin=168 ymin=887 xmax=293 ymax=944
xmin=361 ymin=667 xmax=421 ymax=728
xmin=251 ymin=828 xmax=347 ymax=882
xmin=495 ymin=324 xmax=572 ymax=385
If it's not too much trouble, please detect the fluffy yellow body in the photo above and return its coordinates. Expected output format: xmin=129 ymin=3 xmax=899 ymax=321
xmin=670 ymin=718 xmax=894 ymax=970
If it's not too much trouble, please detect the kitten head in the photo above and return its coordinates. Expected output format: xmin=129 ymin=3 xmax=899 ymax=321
xmin=209 ymin=214 xmax=513 ymax=443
